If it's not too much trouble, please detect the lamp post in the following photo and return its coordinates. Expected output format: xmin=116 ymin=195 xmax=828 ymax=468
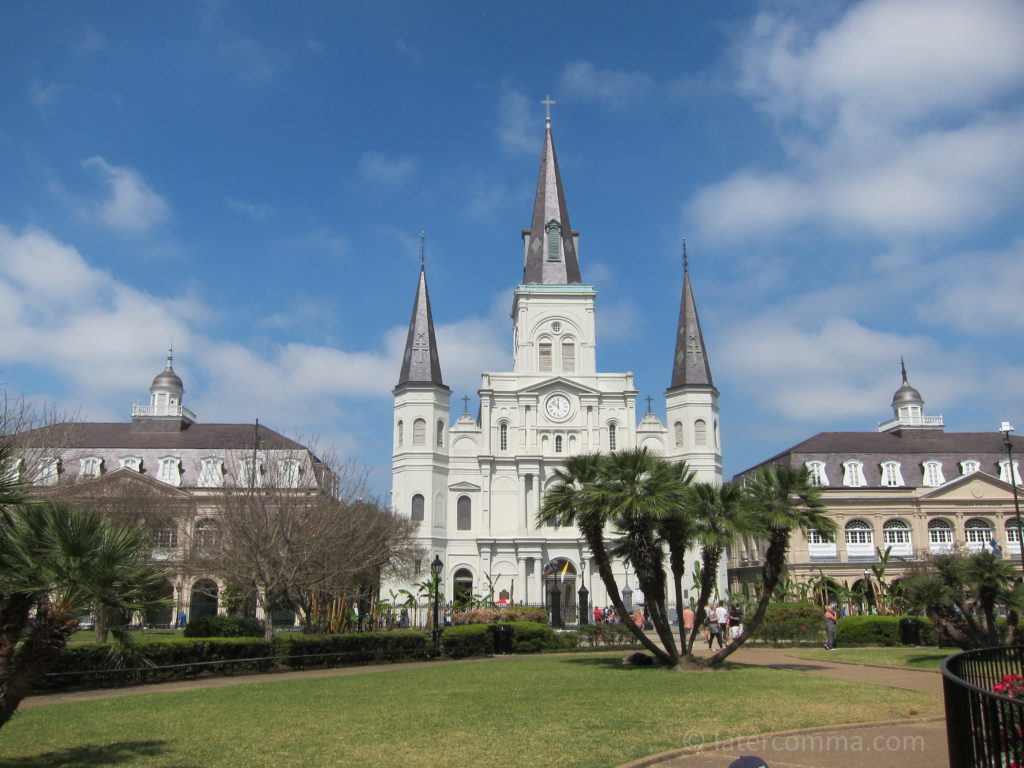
xmin=863 ymin=569 xmax=876 ymax=615
xmin=622 ymin=563 xmax=633 ymax=613
xmin=578 ymin=560 xmax=589 ymax=626
xmin=1001 ymin=422 xmax=1024 ymax=579
xmin=430 ymin=555 xmax=443 ymax=653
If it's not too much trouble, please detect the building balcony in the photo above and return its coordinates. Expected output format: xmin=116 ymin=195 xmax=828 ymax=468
xmin=131 ymin=403 xmax=196 ymax=422
xmin=877 ymin=414 xmax=944 ymax=432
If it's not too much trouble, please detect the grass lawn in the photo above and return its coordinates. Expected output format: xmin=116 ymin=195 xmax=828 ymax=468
xmin=0 ymin=652 xmax=940 ymax=768
xmin=788 ymin=647 xmax=952 ymax=670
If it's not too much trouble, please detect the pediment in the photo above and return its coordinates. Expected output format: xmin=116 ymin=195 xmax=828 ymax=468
xmin=449 ymin=481 xmax=481 ymax=492
xmin=919 ymin=471 xmax=1016 ymax=501
xmin=517 ymin=377 xmax=602 ymax=396
xmin=54 ymin=467 xmax=194 ymax=501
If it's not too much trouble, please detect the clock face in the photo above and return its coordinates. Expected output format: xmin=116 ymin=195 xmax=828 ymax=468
xmin=546 ymin=394 xmax=571 ymax=420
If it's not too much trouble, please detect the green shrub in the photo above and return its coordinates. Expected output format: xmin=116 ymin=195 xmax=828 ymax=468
xmin=276 ymin=631 xmax=429 ymax=666
xmin=183 ymin=615 xmax=264 ymax=638
xmin=574 ymin=623 xmax=639 ymax=648
xmin=497 ymin=621 xmax=577 ymax=653
xmin=836 ymin=615 xmax=902 ymax=646
xmin=442 ymin=625 xmax=492 ymax=658
xmin=450 ymin=607 xmax=549 ymax=625
xmin=749 ymin=602 xmax=823 ymax=646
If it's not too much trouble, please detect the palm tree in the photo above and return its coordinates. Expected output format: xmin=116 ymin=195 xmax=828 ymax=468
xmin=596 ymin=449 xmax=690 ymax=663
xmin=709 ymin=464 xmax=835 ymax=665
xmin=654 ymin=461 xmax=698 ymax=655
xmin=539 ymin=452 xmax=674 ymax=665
xmin=0 ymin=502 xmax=167 ymax=728
xmin=684 ymin=481 xmax=751 ymax=657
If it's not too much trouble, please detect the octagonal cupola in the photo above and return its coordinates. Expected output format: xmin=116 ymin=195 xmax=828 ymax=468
xmin=132 ymin=347 xmax=196 ymax=429
xmin=879 ymin=359 xmax=943 ymax=434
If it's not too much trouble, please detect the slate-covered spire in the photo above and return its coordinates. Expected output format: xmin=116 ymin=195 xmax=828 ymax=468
xmin=397 ymin=265 xmax=445 ymax=387
xmin=522 ymin=117 xmax=582 ymax=285
xmin=670 ymin=244 xmax=714 ymax=389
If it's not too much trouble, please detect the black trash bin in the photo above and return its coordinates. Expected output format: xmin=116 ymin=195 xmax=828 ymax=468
xmin=899 ymin=617 xmax=922 ymax=645
xmin=492 ymin=624 xmax=513 ymax=655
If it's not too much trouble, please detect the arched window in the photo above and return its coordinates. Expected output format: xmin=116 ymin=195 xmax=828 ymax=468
xmin=195 ymin=518 xmax=218 ymax=550
xmin=555 ymin=435 xmax=563 ymax=453
xmin=153 ymin=526 xmax=178 ymax=552
xmin=436 ymin=419 xmax=445 ymax=448
xmin=673 ymin=421 xmax=683 ymax=447
xmin=79 ymin=456 xmax=103 ymax=479
xmin=538 ymin=341 xmax=553 ymax=373
xmin=190 ymin=579 xmax=219 ymax=620
xmin=842 ymin=460 xmax=866 ymax=487
xmin=714 ymin=419 xmax=720 ymax=448
xmin=36 ymin=457 xmax=60 ymax=486
xmin=844 ymin=519 xmax=874 ymax=559
xmin=411 ymin=494 xmax=425 ymax=522
xmin=961 ymin=459 xmax=980 ymax=475
xmin=457 ymin=496 xmax=471 ymax=531
xmin=964 ymin=517 xmax=994 ymax=552
xmin=158 ymin=456 xmax=182 ymax=487
xmin=608 ymin=423 xmax=617 ymax=451
xmin=499 ymin=422 xmax=508 ymax=451
xmin=198 ymin=458 xmax=224 ymax=488
xmin=694 ymin=419 xmax=707 ymax=446
xmin=880 ymin=461 xmax=904 ymax=487
xmin=561 ymin=339 xmax=576 ymax=373
xmin=1000 ymin=460 xmax=1022 ymax=486
xmin=412 ymin=418 xmax=426 ymax=446
xmin=278 ymin=459 xmax=301 ymax=488
xmin=805 ymin=460 xmax=828 ymax=487
xmin=922 ymin=460 xmax=945 ymax=487
xmin=1007 ymin=519 xmax=1022 ymax=554
xmin=807 ymin=528 xmax=837 ymax=560
xmin=453 ymin=568 xmax=474 ymax=605
xmin=882 ymin=518 xmax=912 ymax=556
xmin=397 ymin=420 xmax=404 ymax=448
xmin=239 ymin=457 xmax=262 ymax=488
xmin=928 ymin=519 xmax=953 ymax=554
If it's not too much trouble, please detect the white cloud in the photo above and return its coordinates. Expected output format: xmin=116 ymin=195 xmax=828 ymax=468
xmin=81 ymin=157 xmax=169 ymax=234
xmin=560 ymin=60 xmax=655 ymax=109
xmin=28 ymin=81 xmax=71 ymax=111
xmin=218 ymin=38 xmax=275 ymax=84
xmin=692 ymin=0 xmax=1024 ymax=243
xmin=357 ymin=151 xmax=417 ymax=188
xmin=226 ymin=199 xmax=274 ymax=220
xmin=497 ymin=88 xmax=535 ymax=153
xmin=74 ymin=24 xmax=106 ymax=55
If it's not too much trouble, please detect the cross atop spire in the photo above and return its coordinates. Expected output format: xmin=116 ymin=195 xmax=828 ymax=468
xmin=682 ymin=239 xmax=689 ymax=274
xmin=541 ymin=94 xmax=556 ymax=123
xmin=419 ymin=231 xmax=425 ymax=268
xmin=645 ymin=395 xmax=653 ymax=414
xmin=166 ymin=343 xmax=174 ymax=370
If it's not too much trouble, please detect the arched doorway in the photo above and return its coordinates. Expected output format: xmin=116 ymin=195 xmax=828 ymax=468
xmin=145 ymin=580 xmax=175 ymax=628
xmin=190 ymin=579 xmax=219 ymax=620
xmin=453 ymin=568 xmax=474 ymax=607
xmin=543 ymin=558 xmax=577 ymax=625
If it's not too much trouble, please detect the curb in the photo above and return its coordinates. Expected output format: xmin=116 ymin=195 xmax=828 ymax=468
xmin=779 ymin=651 xmax=944 ymax=674
xmin=616 ymin=715 xmax=946 ymax=768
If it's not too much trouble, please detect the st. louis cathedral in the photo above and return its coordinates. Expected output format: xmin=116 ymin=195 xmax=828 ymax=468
xmin=390 ymin=116 xmax=723 ymax=614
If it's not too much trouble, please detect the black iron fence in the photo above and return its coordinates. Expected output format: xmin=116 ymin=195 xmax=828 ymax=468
xmin=943 ymin=645 xmax=1024 ymax=767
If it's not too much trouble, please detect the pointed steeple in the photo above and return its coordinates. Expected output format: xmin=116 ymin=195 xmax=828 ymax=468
xmin=670 ymin=243 xmax=714 ymax=389
xmin=522 ymin=116 xmax=582 ymax=285
xmin=397 ymin=264 xmax=445 ymax=387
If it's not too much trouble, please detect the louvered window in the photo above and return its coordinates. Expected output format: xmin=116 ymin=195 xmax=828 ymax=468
xmin=546 ymin=224 xmax=561 ymax=261
xmin=411 ymin=494 xmax=425 ymax=522
xmin=561 ymin=341 xmax=575 ymax=373
xmin=413 ymin=419 xmax=426 ymax=446
xmin=539 ymin=343 xmax=553 ymax=373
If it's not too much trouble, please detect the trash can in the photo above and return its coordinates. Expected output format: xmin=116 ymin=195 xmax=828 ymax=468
xmin=899 ymin=617 xmax=922 ymax=645
xmin=492 ymin=624 xmax=513 ymax=655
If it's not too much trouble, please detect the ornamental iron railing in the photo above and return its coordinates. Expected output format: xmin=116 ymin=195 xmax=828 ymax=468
xmin=943 ymin=645 xmax=1024 ymax=767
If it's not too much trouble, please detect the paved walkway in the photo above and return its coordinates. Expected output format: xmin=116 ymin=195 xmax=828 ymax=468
xmin=624 ymin=647 xmax=947 ymax=768
xmin=22 ymin=647 xmax=950 ymax=768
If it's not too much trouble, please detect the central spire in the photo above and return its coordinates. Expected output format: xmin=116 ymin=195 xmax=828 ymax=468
xmin=670 ymin=241 xmax=714 ymax=390
xmin=522 ymin=112 xmax=582 ymax=285
xmin=397 ymin=261 xmax=445 ymax=388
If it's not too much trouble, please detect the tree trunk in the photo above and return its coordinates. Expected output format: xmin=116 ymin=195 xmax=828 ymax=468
xmin=627 ymin=530 xmax=679 ymax=664
xmin=667 ymin=550 xmax=687 ymax=655
xmin=686 ymin=545 xmax=720 ymax=659
xmin=0 ymin=609 xmax=74 ymax=729
xmin=707 ymin=531 xmax=789 ymax=667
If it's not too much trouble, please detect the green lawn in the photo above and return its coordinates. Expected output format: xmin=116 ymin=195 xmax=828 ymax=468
xmin=789 ymin=647 xmax=952 ymax=670
xmin=0 ymin=653 xmax=940 ymax=768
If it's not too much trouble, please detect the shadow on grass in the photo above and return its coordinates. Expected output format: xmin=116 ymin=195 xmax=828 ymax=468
xmin=0 ymin=740 xmax=177 ymax=768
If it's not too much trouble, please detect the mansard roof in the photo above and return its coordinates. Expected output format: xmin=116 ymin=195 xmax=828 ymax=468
xmin=397 ymin=266 xmax=446 ymax=388
xmin=522 ymin=122 xmax=582 ymax=286
xmin=18 ymin=421 xmax=306 ymax=451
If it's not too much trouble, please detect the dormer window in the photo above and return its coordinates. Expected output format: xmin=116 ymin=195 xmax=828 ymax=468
xmin=278 ymin=459 xmax=301 ymax=488
xmin=198 ymin=458 xmax=224 ymax=488
xmin=805 ymin=460 xmax=828 ymax=487
xmin=120 ymin=456 xmax=142 ymax=472
xmin=961 ymin=459 xmax=980 ymax=475
xmin=922 ymin=460 xmax=945 ymax=487
xmin=880 ymin=461 xmax=904 ymax=487
xmin=842 ymin=460 xmax=865 ymax=487
xmin=546 ymin=221 xmax=562 ymax=261
xmin=157 ymin=456 xmax=181 ymax=487
xmin=239 ymin=457 xmax=264 ymax=488
xmin=79 ymin=456 xmax=103 ymax=479
xmin=37 ymin=457 xmax=60 ymax=486
xmin=1000 ymin=459 xmax=1022 ymax=486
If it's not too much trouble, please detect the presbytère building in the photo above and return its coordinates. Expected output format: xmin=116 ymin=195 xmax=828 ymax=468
xmin=16 ymin=351 xmax=326 ymax=626
xmin=728 ymin=363 xmax=1024 ymax=603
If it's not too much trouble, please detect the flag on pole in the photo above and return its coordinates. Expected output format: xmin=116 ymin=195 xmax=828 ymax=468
xmin=559 ymin=560 xmax=570 ymax=583
xmin=990 ymin=538 xmax=1004 ymax=556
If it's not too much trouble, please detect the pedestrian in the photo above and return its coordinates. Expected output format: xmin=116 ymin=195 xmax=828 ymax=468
xmin=729 ymin=603 xmax=743 ymax=640
xmin=824 ymin=603 xmax=838 ymax=650
xmin=593 ymin=606 xmax=602 ymax=624
xmin=715 ymin=601 xmax=729 ymax=639
xmin=177 ymin=610 xmax=187 ymax=629
xmin=632 ymin=608 xmax=644 ymax=629
xmin=682 ymin=604 xmax=695 ymax=639
xmin=707 ymin=603 xmax=724 ymax=649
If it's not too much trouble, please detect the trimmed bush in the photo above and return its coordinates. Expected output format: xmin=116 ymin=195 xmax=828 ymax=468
xmin=836 ymin=615 xmax=902 ymax=646
xmin=500 ymin=621 xmax=577 ymax=653
xmin=183 ymin=615 xmax=264 ymax=638
xmin=442 ymin=625 xmax=492 ymax=658
xmin=749 ymin=602 xmax=823 ymax=646
xmin=450 ymin=607 xmax=549 ymax=625
xmin=276 ymin=631 xmax=429 ymax=666
xmin=575 ymin=623 xmax=640 ymax=648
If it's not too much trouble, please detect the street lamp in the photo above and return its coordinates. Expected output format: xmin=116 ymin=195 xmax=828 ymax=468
xmin=578 ymin=559 xmax=589 ymax=626
xmin=1001 ymin=422 xmax=1024 ymax=578
xmin=430 ymin=555 xmax=443 ymax=653
xmin=862 ymin=569 xmax=876 ymax=615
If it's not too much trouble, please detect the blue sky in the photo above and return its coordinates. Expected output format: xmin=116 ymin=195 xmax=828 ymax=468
xmin=3 ymin=0 xmax=1024 ymax=497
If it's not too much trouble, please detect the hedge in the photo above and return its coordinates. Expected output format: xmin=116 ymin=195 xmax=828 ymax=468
xmin=276 ymin=631 xmax=429 ymax=666
xmin=442 ymin=625 xmax=492 ymax=658
xmin=450 ymin=607 xmax=549 ymax=625
xmin=183 ymin=615 xmax=265 ymax=638
xmin=575 ymin=623 xmax=640 ymax=648
xmin=748 ymin=602 xmax=824 ymax=646
xmin=834 ymin=615 xmax=950 ymax=647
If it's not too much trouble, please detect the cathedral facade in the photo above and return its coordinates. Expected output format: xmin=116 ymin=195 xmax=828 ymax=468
xmin=390 ymin=119 xmax=723 ymax=614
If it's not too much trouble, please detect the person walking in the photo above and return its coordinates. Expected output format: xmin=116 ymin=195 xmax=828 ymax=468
xmin=707 ymin=603 xmax=724 ymax=649
xmin=824 ymin=603 xmax=838 ymax=650
xmin=715 ymin=602 xmax=729 ymax=639
xmin=682 ymin=604 xmax=695 ymax=639
xmin=728 ymin=603 xmax=743 ymax=641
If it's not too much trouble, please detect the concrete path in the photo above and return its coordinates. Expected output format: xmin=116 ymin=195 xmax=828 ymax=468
xmin=626 ymin=647 xmax=948 ymax=768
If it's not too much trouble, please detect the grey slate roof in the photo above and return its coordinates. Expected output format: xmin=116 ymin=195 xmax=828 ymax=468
xmin=19 ymin=422 xmax=305 ymax=450
xmin=522 ymin=123 xmax=582 ymax=286
xmin=669 ymin=266 xmax=714 ymax=390
xmin=397 ymin=266 xmax=445 ymax=387
xmin=735 ymin=431 xmax=1024 ymax=489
